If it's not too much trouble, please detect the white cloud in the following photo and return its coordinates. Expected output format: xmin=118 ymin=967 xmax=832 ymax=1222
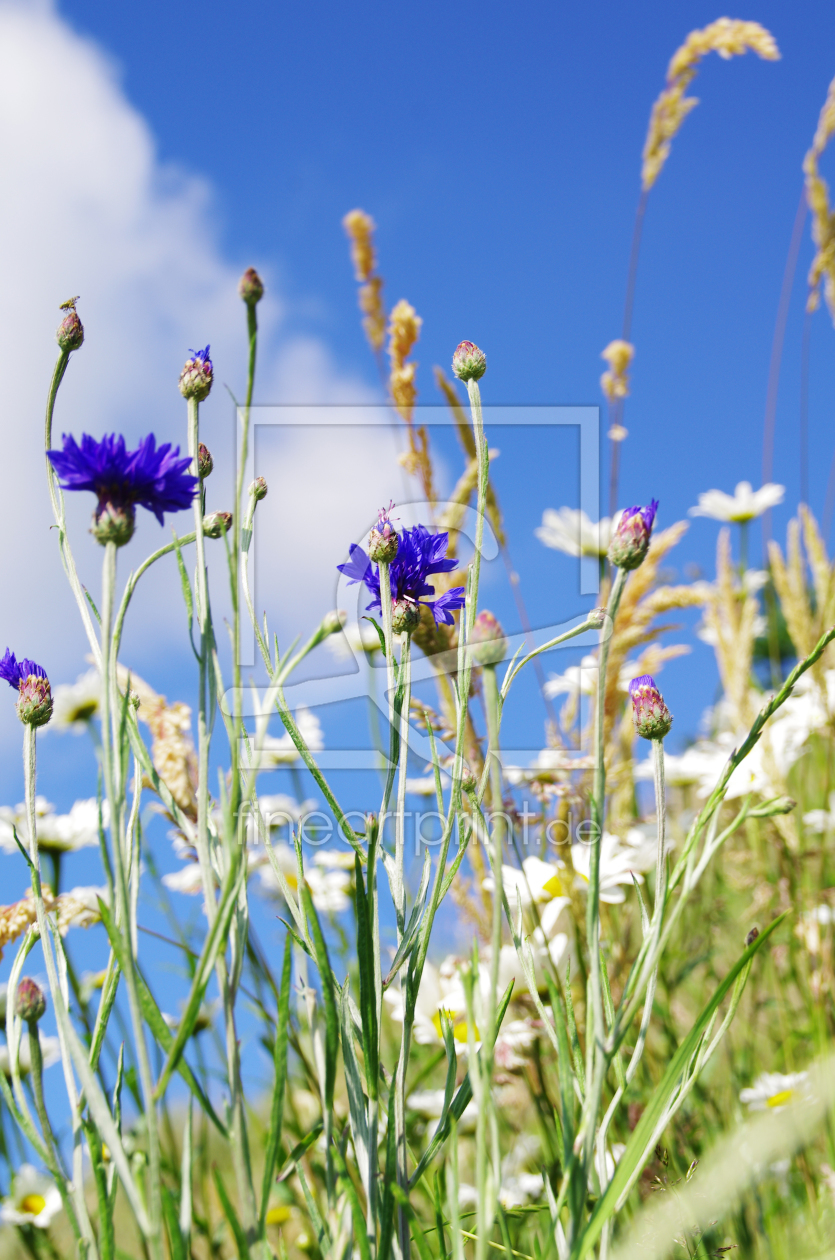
xmin=0 ymin=0 xmax=405 ymax=768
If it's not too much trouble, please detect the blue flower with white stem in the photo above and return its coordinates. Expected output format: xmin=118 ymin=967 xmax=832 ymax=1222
xmin=337 ymin=519 xmax=466 ymax=633
xmin=48 ymin=432 xmax=197 ymax=547
xmin=0 ymin=649 xmax=52 ymax=728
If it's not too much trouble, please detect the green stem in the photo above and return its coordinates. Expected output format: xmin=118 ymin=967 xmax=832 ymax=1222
xmin=100 ymin=541 xmax=164 ymax=1260
xmin=480 ymin=662 xmax=505 ymax=1259
xmin=187 ymin=397 xmax=216 ymax=915
xmin=581 ymin=566 xmax=627 ymax=1197
xmin=44 ymin=348 xmax=101 ymax=665
xmin=27 ymin=1024 xmax=64 ymax=1182
xmin=594 ymin=736 xmax=667 ymax=1246
xmin=393 ymin=631 xmax=413 ymax=1260
xmin=465 ymin=377 xmax=488 ymax=634
xmin=22 ymin=728 xmax=100 ymax=1253
xmin=112 ymin=531 xmax=198 ymax=660
xmin=394 ymin=632 xmax=412 ymax=939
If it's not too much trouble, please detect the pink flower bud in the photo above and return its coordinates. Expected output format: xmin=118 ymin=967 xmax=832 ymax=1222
xmin=452 ymin=341 xmax=487 ymax=382
xmin=628 ymin=675 xmax=672 ymax=740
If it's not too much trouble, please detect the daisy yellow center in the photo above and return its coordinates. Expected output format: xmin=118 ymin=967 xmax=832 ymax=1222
xmin=542 ymin=874 xmax=564 ymax=898
xmin=767 ymin=1089 xmax=794 ymax=1108
xmin=265 ymin=1205 xmax=291 ymax=1225
xmin=432 ymin=1010 xmax=478 ymax=1043
xmin=20 ymin=1193 xmax=46 ymax=1216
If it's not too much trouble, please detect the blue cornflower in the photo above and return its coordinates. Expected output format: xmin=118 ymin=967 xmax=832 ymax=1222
xmin=622 ymin=501 xmax=658 ymax=532
xmin=47 ymin=432 xmax=197 ymax=546
xmin=0 ymin=650 xmax=52 ymax=727
xmin=0 ymin=650 xmax=47 ymax=689
xmin=337 ymin=523 xmax=466 ymax=627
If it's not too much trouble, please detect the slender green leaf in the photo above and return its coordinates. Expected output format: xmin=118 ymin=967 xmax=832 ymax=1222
xmin=212 ymin=1166 xmax=249 ymax=1260
xmin=154 ymin=855 xmax=247 ymax=1099
xmin=409 ymin=981 xmax=515 ymax=1188
xmin=275 ymin=1121 xmax=325 ymax=1183
xmin=332 ymin=1139 xmax=372 ymax=1260
xmin=575 ymin=913 xmax=787 ymax=1257
xmin=379 ymin=1076 xmax=398 ymax=1260
xmin=362 ymin=614 xmax=387 ymax=654
xmin=354 ymin=854 xmax=379 ymax=1098
xmin=259 ymin=933 xmax=292 ymax=1234
xmin=96 ymin=898 xmax=227 ymax=1135
xmin=300 ymin=882 xmax=340 ymax=1111
xmin=162 ymin=1186 xmax=187 ymax=1260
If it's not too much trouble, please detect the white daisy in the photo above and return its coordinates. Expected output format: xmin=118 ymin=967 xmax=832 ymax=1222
xmin=256 ymin=844 xmax=353 ymax=914
xmin=405 ymin=771 xmax=450 ymax=797
xmin=0 ymin=1165 xmax=61 ymax=1228
xmin=739 ymin=1071 xmax=808 ymax=1111
xmin=384 ymin=957 xmax=477 ymax=1053
xmin=0 ymin=798 xmax=107 ymax=855
xmin=689 ymin=481 xmax=785 ymax=523
xmin=483 ymin=856 xmax=568 ymax=911
xmin=0 ymin=1035 xmax=62 ymax=1078
xmin=49 ymin=669 xmax=101 ymax=733
xmin=245 ymin=708 xmax=324 ymax=770
xmin=535 ymin=507 xmax=619 ymax=559
xmin=544 ymin=654 xmax=598 ymax=698
xmin=570 ymin=834 xmax=647 ymax=904
xmin=327 ymin=621 xmax=382 ymax=660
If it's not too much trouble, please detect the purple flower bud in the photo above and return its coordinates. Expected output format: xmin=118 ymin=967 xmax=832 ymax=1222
xmin=608 ymin=501 xmax=658 ymax=571
xmin=203 ymin=511 xmax=232 ymax=538
xmin=57 ymin=309 xmax=84 ymax=353
xmin=92 ymin=501 xmax=136 ymax=547
xmin=628 ymin=675 xmax=673 ymax=740
xmin=391 ymin=598 xmax=421 ymax=635
xmin=197 ymin=443 xmax=214 ymax=479
xmin=368 ymin=502 xmax=399 ymax=563
xmin=238 ymin=267 xmax=265 ymax=306
xmin=178 ymin=346 xmax=213 ymax=401
xmin=470 ymin=610 xmax=507 ymax=666
xmin=452 ymin=340 xmax=487 ymax=382
xmin=0 ymin=651 xmax=53 ymax=728
xmin=16 ymin=977 xmax=47 ymax=1024
xmin=249 ymin=476 xmax=268 ymax=501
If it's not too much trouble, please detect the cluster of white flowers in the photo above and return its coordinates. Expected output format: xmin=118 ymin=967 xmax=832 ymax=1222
xmin=163 ymin=811 xmax=355 ymax=915
xmin=0 ymin=797 xmax=107 ymax=855
xmin=485 ymin=841 xmax=664 ymax=916
xmin=635 ymin=670 xmax=835 ymax=801
xmin=384 ymin=952 xmax=539 ymax=1065
xmin=48 ymin=669 xmax=101 ymax=733
xmin=535 ymin=507 xmax=621 ymax=559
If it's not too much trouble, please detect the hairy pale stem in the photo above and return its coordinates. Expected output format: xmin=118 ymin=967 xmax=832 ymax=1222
xmin=479 ymin=662 xmax=505 ymax=1259
xmin=596 ymin=736 xmax=666 ymax=1260
xmin=101 ymin=541 xmax=164 ymax=1259
xmin=187 ymin=397 xmax=216 ymax=915
xmin=44 ymin=349 xmax=101 ymax=666
xmin=581 ymin=567 xmax=627 ymax=1192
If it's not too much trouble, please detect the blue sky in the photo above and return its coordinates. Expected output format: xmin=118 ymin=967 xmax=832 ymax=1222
xmin=0 ymin=0 xmax=833 ymax=862
xmin=54 ymin=0 xmax=835 ymax=555
xmin=0 ymin=0 xmax=833 ymax=1136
